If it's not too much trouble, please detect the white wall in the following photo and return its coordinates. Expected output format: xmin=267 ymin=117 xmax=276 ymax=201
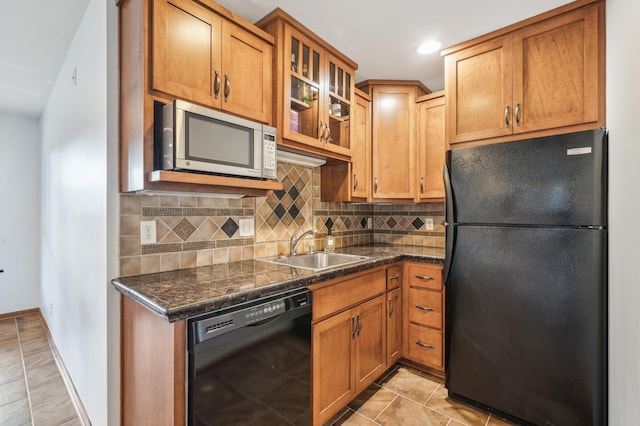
xmin=0 ymin=111 xmax=41 ymax=312
xmin=607 ymin=0 xmax=640 ymax=424
xmin=40 ymin=0 xmax=118 ymax=424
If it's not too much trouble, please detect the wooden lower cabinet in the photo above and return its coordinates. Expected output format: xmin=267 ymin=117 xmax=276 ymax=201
xmin=310 ymin=268 xmax=387 ymax=425
xmin=386 ymin=264 xmax=403 ymax=366
xmin=403 ymin=262 xmax=445 ymax=374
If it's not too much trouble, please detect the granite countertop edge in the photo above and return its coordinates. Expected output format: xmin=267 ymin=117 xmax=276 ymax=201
xmin=111 ymin=245 xmax=445 ymax=322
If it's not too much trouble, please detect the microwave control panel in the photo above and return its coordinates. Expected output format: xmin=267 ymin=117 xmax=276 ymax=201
xmin=263 ymin=128 xmax=277 ymax=179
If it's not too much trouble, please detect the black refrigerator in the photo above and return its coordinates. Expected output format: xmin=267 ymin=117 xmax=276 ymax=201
xmin=443 ymin=129 xmax=608 ymax=425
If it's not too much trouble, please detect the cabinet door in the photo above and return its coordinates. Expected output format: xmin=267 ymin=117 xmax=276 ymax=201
xmin=386 ymin=288 xmax=402 ymax=366
xmin=513 ymin=4 xmax=599 ymax=133
xmin=151 ymin=0 xmax=222 ymax=106
xmin=351 ymin=91 xmax=371 ymax=199
xmin=325 ymin=52 xmax=354 ymax=157
xmin=445 ymin=35 xmax=513 ymax=144
xmin=221 ymin=21 xmax=272 ymax=123
xmin=312 ymin=309 xmax=355 ymax=426
xmin=371 ymin=85 xmax=417 ymax=199
xmin=283 ymin=25 xmax=325 ymax=150
xmin=354 ymin=296 xmax=386 ymax=393
xmin=417 ymin=95 xmax=446 ymax=201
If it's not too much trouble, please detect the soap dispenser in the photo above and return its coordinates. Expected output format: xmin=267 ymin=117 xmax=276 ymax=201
xmin=325 ymin=227 xmax=335 ymax=252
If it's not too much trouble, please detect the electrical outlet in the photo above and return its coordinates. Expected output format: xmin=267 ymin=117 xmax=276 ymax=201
xmin=367 ymin=218 xmax=373 ymax=229
xmin=425 ymin=218 xmax=434 ymax=231
xmin=239 ymin=218 xmax=254 ymax=237
xmin=140 ymin=220 xmax=157 ymax=244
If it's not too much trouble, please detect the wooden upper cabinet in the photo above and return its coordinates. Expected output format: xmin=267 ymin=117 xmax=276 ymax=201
xmin=358 ymin=81 xmax=429 ymax=201
xmin=417 ymin=92 xmax=446 ymax=201
xmin=444 ymin=0 xmax=604 ymax=146
xmin=257 ymin=8 xmax=357 ymax=161
xmin=513 ymin=4 xmax=599 ymax=133
xmin=151 ymin=0 xmax=272 ymax=123
xmin=445 ymin=36 xmax=513 ymax=143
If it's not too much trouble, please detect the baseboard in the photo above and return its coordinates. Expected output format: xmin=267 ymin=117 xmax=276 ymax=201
xmin=36 ymin=308 xmax=93 ymax=426
xmin=0 ymin=307 xmax=40 ymax=320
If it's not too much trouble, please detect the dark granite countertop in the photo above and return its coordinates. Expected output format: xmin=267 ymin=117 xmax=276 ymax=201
xmin=111 ymin=244 xmax=445 ymax=322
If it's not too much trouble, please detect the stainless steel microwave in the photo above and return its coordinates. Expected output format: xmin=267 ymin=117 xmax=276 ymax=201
xmin=159 ymin=100 xmax=277 ymax=179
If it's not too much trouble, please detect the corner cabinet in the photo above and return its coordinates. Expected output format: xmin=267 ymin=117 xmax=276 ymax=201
xmin=309 ymin=267 xmax=387 ymax=426
xmin=356 ymin=80 xmax=430 ymax=201
xmin=320 ymin=88 xmax=371 ymax=202
xmin=257 ymin=8 xmax=357 ymax=161
xmin=416 ymin=92 xmax=446 ymax=201
xmin=444 ymin=0 xmax=605 ymax=146
xmin=119 ymin=0 xmax=281 ymax=195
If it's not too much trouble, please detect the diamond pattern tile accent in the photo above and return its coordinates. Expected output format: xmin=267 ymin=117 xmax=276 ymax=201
xmin=289 ymin=185 xmax=300 ymax=201
xmin=360 ymin=217 xmax=367 ymax=228
xmin=412 ymin=217 xmax=425 ymax=230
xmin=173 ymin=218 xmax=196 ymax=241
xmin=273 ymin=189 xmax=286 ymax=200
xmin=289 ymin=204 xmax=300 ymax=219
xmin=387 ymin=217 xmax=397 ymax=228
xmin=274 ymin=204 xmax=286 ymax=219
xmin=325 ymin=217 xmax=334 ymax=231
xmin=221 ymin=218 xmax=239 ymax=238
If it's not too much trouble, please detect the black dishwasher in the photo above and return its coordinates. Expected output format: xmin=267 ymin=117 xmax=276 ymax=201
xmin=187 ymin=288 xmax=312 ymax=426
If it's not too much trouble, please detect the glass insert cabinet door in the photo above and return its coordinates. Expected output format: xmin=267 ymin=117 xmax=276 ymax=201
xmin=284 ymin=26 xmax=354 ymax=155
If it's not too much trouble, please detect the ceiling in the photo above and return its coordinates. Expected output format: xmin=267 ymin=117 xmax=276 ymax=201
xmin=0 ymin=0 xmax=573 ymax=117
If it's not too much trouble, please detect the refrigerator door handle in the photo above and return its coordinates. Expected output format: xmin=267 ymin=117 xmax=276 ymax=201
xmin=443 ymin=161 xmax=455 ymax=285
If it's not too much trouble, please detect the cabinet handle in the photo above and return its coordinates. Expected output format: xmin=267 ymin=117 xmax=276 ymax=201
xmin=357 ymin=314 xmax=362 ymax=336
xmin=388 ymin=298 xmax=394 ymax=317
xmin=505 ymin=105 xmax=510 ymax=128
xmin=415 ymin=340 xmax=435 ymax=349
xmin=420 ymin=176 xmax=424 ymax=194
xmin=224 ymin=73 xmax=231 ymax=102
xmin=415 ymin=275 xmax=434 ymax=281
xmin=374 ymin=177 xmax=378 ymax=193
xmin=389 ymin=274 xmax=400 ymax=281
xmin=353 ymin=174 xmax=358 ymax=191
xmin=351 ymin=316 xmax=357 ymax=339
xmin=325 ymin=123 xmax=332 ymax=143
xmin=214 ymin=70 xmax=221 ymax=99
xmin=319 ymin=120 xmax=326 ymax=140
xmin=415 ymin=305 xmax=435 ymax=312
xmin=515 ymin=103 xmax=521 ymax=126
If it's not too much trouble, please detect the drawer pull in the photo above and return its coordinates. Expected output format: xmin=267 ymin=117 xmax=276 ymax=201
xmin=415 ymin=275 xmax=434 ymax=281
xmin=356 ymin=314 xmax=362 ymax=336
xmin=388 ymin=298 xmax=394 ymax=316
xmin=389 ymin=274 xmax=400 ymax=280
xmin=415 ymin=305 xmax=435 ymax=312
xmin=351 ymin=316 xmax=357 ymax=339
xmin=415 ymin=340 xmax=435 ymax=349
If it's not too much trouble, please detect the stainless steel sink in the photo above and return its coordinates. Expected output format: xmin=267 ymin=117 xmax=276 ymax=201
xmin=257 ymin=252 xmax=370 ymax=271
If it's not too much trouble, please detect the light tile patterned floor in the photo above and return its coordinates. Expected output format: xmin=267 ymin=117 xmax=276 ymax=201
xmin=328 ymin=365 xmax=518 ymax=426
xmin=0 ymin=312 xmax=82 ymax=426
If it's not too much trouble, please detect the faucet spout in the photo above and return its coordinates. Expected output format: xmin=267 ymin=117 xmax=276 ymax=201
xmin=290 ymin=227 xmax=316 ymax=256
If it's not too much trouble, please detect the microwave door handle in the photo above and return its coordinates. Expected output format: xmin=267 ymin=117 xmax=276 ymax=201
xmin=224 ymin=73 xmax=231 ymax=102
xmin=214 ymin=70 xmax=221 ymax=99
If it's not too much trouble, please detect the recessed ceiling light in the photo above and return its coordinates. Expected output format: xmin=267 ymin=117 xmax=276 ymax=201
xmin=417 ymin=40 xmax=442 ymax=55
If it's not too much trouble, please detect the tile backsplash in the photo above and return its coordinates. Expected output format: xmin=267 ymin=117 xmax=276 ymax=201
xmin=119 ymin=164 xmax=444 ymax=276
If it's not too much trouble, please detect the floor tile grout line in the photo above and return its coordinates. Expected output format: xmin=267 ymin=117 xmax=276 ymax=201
xmin=371 ymin=393 xmax=398 ymax=424
xmin=15 ymin=318 xmax=35 ymax=426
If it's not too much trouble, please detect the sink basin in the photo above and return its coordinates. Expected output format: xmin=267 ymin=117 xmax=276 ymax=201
xmin=257 ymin=252 xmax=370 ymax=271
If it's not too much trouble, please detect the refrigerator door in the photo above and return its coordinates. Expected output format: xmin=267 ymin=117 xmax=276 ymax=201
xmin=446 ymin=225 xmax=607 ymax=426
xmin=448 ymin=129 xmax=607 ymax=227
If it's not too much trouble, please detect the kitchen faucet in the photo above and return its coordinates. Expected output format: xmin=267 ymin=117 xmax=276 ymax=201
xmin=290 ymin=227 xmax=316 ymax=256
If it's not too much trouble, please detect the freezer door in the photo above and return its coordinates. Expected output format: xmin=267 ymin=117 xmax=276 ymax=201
xmin=448 ymin=129 xmax=607 ymax=227
xmin=445 ymin=225 xmax=607 ymax=426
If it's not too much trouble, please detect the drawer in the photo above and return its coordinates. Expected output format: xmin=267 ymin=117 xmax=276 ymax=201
xmin=386 ymin=264 xmax=402 ymax=290
xmin=407 ymin=324 xmax=443 ymax=370
xmin=407 ymin=288 xmax=442 ymax=329
xmin=312 ymin=269 xmax=386 ymax=322
xmin=406 ymin=263 xmax=442 ymax=290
